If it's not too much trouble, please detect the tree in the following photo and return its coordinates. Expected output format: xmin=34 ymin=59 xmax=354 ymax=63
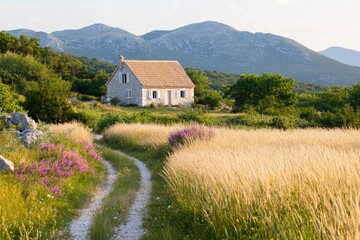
xmin=202 ymin=91 xmax=222 ymax=110
xmin=24 ymin=76 xmax=72 ymax=123
xmin=185 ymin=67 xmax=223 ymax=108
xmin=0 ymin=32 xmax=41 ymax=57
xmin=349 ymin=81 xmax=360 ymax=110
xmin=0 ymin=52 xmax=72 ymax=122
xmin=185 ymin=68 xmax=211 ymax=103
xmin=41 ymin=52 xmax=86 ymax=81
xmin=0 ymin=79 xmax=23 ymax=113
xmin=228 ymin=73 xmax=297 ymax=114
xmin=0 ymin=52 xmax=52 ymax=92
xmin=316 ymin=86 xmax=349 ymax=111
xmin=71 ymin=70 xmax=109 ymax=97
xmin=0 ymin=31 xmax=18 ymax=54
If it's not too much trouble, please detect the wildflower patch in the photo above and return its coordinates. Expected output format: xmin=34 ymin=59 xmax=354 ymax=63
xmin=15 ymin=142 xmax=100 ymax=196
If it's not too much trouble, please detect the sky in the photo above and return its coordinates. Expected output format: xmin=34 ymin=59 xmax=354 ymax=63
xmin=0 ymin=0 xmax=359 ymax=51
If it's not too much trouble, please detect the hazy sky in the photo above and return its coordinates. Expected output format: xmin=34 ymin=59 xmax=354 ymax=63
xmin=1 ymin=0 xmax=359 ymax=51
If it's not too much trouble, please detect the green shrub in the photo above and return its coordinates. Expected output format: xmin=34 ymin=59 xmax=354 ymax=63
xmin=67 ymin=110 xmax=99 ymax=129
xmin=177 ymin=108 xmax=214 ymax=125
xmin=318 ymin=111 xmax=342 ymax=128
xmin=78 ymin=94 xmax=97 ymax=101
xmin=299 ymin=107 xmax=321 ymax=122
xmin=96 ymin=113 xmax=122 ymax=132
xmin=0 ymin=80 xmax=23 ymax=113
xmin=226 ymin=113 xmax=273 ymax=128
xmin=270 ymin=116 xmax=296 ymax=130
xmin=149 ymin=102 xmax=156 ymax=109
xmin=202 ymin=91 xmax=222 ymax=110
xmin=110 ymin=97 xmax=120 ymax=106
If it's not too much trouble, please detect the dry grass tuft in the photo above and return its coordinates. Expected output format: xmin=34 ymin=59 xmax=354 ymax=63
xmin=103 ymin=123 xmax=179 ymax=148
xmin=49 ymin=122 xmax=94 ymax=143
xmin=164 ymin=128 xmax=360 ymax=239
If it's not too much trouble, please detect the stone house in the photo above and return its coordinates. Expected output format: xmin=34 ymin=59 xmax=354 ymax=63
xmin=106 ymin=56 xmax=195 ymax=106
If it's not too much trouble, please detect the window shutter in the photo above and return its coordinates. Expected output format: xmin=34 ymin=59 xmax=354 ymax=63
xmin=127 ymin=73 xmax=130 ymax=83
xmin=148 ymin=89 xmax=152 ymax=99
xmin=175 ymin=90 xmax=179 ymax=98
xmin=184 ymin=90 xmax=187 ymax=98
xmin=157 ymin=90 xmax=161 ymax=98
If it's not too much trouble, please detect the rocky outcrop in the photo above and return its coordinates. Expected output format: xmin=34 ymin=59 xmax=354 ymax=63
xmin=19 ymin=129 xmax=43 ymax=147
xmin=0 ymin=155 xmax=14 ymax=172
xmin=8 ymin=112 xmax=37 ymax=131
xmin=1 ymin=112 xmax=42 ymax=147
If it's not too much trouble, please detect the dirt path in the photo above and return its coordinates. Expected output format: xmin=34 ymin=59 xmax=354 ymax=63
xmin=69 ymin=159 xmax=117 ymax=240
xmin=113 ymin=150 xmax=152 ymax=240
xmin=69 ymin=134 xmax=152 ymax=240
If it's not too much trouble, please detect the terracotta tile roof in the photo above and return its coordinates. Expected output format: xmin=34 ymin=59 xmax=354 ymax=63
xmin=124 ymin=60 xmax=195 ymax=88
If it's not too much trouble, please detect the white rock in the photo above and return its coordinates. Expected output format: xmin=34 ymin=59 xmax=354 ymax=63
xmin=0 ymin=155 xmax=14 ymax=172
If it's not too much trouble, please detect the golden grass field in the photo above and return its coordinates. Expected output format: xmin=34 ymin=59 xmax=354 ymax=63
xmin=104 ymin=123 xmax=360 ymax=239
xmin=164 ymin=128 xmax=360 ymax=239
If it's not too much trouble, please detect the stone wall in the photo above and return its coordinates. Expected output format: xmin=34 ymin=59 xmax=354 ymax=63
xmin=106 ymin=64 xmax=143 ymax=106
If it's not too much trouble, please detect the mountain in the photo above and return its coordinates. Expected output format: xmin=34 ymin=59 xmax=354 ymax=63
xmin=8 ymin=29 xmax=64 ymax=51
xmin=141 ymin=30 xmax=171 ymax=41
xmin=6 ymin=21 xmax=360 ymax=86
xmin=319 ymin=46 xmax=360 ymax=67
xmin=146 ymin=21 xmax=360 ymax=86
xmin=51 ymin=24 xmax=176 ymax=62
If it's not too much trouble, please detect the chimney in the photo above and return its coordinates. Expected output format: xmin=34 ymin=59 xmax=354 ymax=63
xmin=119 ymin=55 xmax=125 ymax=63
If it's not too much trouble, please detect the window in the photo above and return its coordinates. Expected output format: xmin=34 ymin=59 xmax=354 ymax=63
xmin=152 ymin=91 xmax=158 ymax=99
xmin=180 ymin=90 xmax=186 ymax=98
xmin=149 ymin=90 xmax=160 ymax=99
xmin=126 ymin=89 xmax=132 ymax=98
xmin=122 ymin=73 xmax=128 ymax=84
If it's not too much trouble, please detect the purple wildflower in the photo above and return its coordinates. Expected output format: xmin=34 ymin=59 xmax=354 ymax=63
xmin=15 ymin=142 xmax=97 ymax=196
xmin=168 ymin=125 xmax=215 ymax=149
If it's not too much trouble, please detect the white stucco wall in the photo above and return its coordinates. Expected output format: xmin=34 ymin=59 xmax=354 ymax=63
xmin=142 ymin=88 xmax=194 ymax=106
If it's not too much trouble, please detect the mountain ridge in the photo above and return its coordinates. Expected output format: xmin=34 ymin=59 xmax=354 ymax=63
xmin=6 ymin=21 xmax=360 ymax=86
xmin=319 ymin=46 xmax=360 ymax=67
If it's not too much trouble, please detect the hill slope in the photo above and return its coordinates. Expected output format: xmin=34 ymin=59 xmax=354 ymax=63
xmin=6 ymin=22 xmax=360 ymax=86
xmin=51 ymin=24 xmax=175 ymax=62
xmin=319 ymin=46 xmax=360 ymax=67
xmin=147 ymin=21 xmax=360 ymax=86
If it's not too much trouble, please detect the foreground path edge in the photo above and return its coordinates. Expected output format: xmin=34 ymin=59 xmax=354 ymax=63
xmin=113 ymin=150 xmax=152 ymax=240
xmin=69 ymin=159 xmax=117 ymax=240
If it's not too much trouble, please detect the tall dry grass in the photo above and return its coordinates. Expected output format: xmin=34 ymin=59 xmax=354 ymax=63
xmin=164 ymin=128 xmax=360 ymax=239
xmin=49 ymin=122 xmax=94 ymax=143
xmin=103 ymin=123 xmax=179 ymax=148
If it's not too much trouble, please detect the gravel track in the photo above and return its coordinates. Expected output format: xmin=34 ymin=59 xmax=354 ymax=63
xmin=69 ymin=135 xmax=152 ymax=240
xmin=113 ymin=151 xmax=152 ymax=240
xmin=69 ymin=159 xmax=117 ymax=240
